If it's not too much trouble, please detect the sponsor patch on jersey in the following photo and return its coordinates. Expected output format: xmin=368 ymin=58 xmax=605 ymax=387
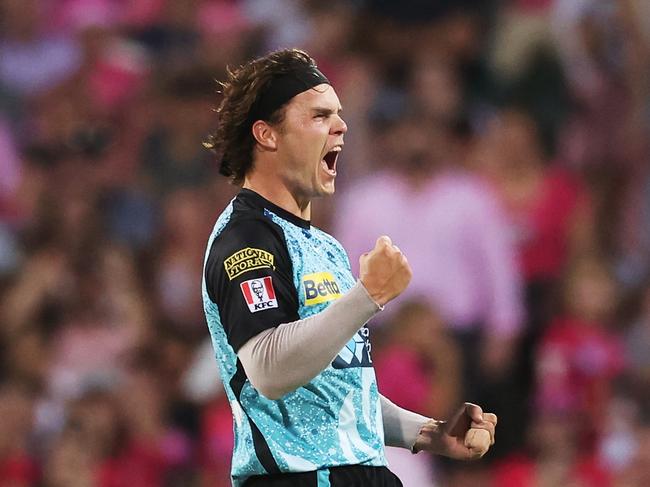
xmin=302 ymin=272 xmax=342 ymax=305
xmin=224 ymin=247 xmax=275 ymax=280
xmin=240 ymin=276 xmax=278 ymax=313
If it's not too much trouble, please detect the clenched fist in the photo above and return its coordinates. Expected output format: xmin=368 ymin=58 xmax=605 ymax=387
xmin=359 ymin=236 xmax=412 ymax=306
xmin=412 ymin=403 xmax=497 ymax=460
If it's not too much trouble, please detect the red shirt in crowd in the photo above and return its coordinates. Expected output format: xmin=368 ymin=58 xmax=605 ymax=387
xmin=536 ymin=317 xmax=625 ymax=426
xmin=492 ymin=453 xmax=612 ymax=487
xmin=512 ymin=168 xmax=587 ymax=282
xmin=98 ymin=440 xmax=169 ymax=487
xmin=0 ymin=453 xmax=38 ymax=487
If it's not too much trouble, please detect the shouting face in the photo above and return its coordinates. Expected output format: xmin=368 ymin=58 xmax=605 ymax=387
xmin=271 ymin=83 xmax=347 ymax=200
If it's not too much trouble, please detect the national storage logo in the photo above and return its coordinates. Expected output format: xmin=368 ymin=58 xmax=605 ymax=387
xmin=224 ymin=247 xmax=274 ymax=280
xmin=302 ymin=272 xmax=342 ymax=305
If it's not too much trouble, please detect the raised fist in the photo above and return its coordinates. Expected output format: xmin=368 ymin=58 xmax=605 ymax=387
xmin=359 ymin=235 xmax=412 ymax=306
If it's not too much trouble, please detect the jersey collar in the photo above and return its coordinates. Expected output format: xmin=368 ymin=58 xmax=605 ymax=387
xmin=238 ymin=189 xmax=312 ymax=229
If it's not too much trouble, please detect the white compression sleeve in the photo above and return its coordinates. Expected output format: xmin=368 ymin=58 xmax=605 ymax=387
xmin=237 ymin=281 xmax=381 ymax=400
xmin=380 ymin=394 xmax=431 ymax=450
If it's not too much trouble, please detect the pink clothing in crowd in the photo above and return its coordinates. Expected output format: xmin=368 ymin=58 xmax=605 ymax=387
xmin=335 ymin=169 xmax=523 ymax=335
xmin=374 ymin=347 xmax=437 ymax=486
xmin=48 ymin=322 xmax=133 ymax=399
xmin=374 ymin=346 xmax=430 ymax=413
xmin=536 ymin=317 xmax=626 ymax=419
xmin=508 ymin=168 xmax=587 ymax=281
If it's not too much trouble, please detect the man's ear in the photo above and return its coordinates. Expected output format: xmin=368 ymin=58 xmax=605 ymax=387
xmin=251 ymin=120 xmax=278 ymax=151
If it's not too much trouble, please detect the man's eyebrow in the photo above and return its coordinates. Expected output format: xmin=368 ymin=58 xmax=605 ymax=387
xmin=311 ymin=106 xmax=343 ymax=115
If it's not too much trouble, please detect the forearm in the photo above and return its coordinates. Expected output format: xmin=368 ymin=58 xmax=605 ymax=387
xmin=380 ymin=394 xmax=431 ymax=450
xmin=238 ymin=281 xmax=381 ymax=399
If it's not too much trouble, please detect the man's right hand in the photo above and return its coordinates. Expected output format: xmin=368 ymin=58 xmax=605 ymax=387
xmin=359 ymin=236 xmax=412 ymax=306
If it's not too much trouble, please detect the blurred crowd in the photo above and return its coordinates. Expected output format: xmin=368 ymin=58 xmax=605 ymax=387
xmin=1 ymin=0 xmax=650 ymax=486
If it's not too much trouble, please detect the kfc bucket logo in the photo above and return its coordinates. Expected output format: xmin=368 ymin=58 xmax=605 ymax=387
xmin=240 ymin=277 xmax=278 ymax=313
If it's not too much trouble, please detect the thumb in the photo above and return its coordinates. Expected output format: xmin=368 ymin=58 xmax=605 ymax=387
xmin=376 ymin=235 xmax=392 ymax=248
xmin=465 ymin=403 xmax=484 ymax=423
xmin=447 ymin=403 xmax=478 ymax=437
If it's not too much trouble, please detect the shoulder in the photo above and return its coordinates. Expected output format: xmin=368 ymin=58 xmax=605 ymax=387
xmin=310 ymin=226 xmax=346 ymax=251
xmin=211 ymin=214 xmax=288 ymax=259
xmin=205 ymin=215 xmax=291 ymax=297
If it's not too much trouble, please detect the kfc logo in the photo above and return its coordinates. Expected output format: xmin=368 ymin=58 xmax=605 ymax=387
xmin=240 ymin=277 xmax=278 ymax=313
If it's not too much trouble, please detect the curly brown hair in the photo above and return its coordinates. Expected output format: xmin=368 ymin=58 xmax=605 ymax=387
xmin=204 ymin=49 xmax=320 ymax=185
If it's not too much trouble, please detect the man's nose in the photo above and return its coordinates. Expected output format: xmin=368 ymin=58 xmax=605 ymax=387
xmin=331 ymin=115 xmax=347 ymax=136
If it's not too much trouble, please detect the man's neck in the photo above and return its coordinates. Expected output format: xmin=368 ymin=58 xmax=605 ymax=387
xmin=243 ymin=176 xmax=311 ymax=221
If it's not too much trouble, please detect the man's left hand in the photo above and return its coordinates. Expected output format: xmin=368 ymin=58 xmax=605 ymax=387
xmin=412 ymin=403 xmax=497 ymax=460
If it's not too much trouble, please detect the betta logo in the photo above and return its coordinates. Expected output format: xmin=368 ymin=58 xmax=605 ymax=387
xmin=240 ymin=277 xmax=278 ymax=313
xmin=302 ymin=272 xmax=342 ymax=305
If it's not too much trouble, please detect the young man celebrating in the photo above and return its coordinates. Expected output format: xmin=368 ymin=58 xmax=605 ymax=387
xmin=202 ymin=49 xmax=497 ymax=487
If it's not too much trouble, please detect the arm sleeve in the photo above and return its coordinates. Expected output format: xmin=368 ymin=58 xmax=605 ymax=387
xmin=237 ymin=281 xmax=381 ymax=399
xmin=380 ymin=394 xmax=431 ymax=450
xmin=205 ymin=216 xmax=300 ymax=352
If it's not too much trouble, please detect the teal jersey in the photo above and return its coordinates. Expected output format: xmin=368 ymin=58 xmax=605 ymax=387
xmin=202 ymin=189 xmax=386 ymax=486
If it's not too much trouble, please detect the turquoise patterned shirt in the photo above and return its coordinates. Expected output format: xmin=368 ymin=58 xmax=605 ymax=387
xmin=202 ymin=189 xmax=386 ymax=486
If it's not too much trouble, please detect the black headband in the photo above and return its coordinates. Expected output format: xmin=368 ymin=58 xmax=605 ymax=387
xmin=249 ymin=65 xmax=330 ymax=123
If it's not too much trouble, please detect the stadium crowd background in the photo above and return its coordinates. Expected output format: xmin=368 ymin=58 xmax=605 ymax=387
xmin=1 ymin=0 xmax=650 ymax=485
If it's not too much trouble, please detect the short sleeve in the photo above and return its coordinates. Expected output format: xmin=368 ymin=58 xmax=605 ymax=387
xmin=205 ymin=216 xmax=299 ymax=352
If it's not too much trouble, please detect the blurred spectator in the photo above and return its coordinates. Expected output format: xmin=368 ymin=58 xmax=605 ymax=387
xmin=470 ymin=108 xmax=596 ymax=458
xmin=199 ymin=395 xmax=234 ymax=487
xmin=0 ymin=117 xmax=22 ymax=275
xmin=1 ymin=243 xmax=152 ymax=445
xmin=617 ymin=165 xmax=650 ymax=288
xmin=139 ymin=67 xmax=217 ymax=198
xmin=128 ymin=0 xmax=201 ymax=69
xmin=153 ymin=189 xmax=215 ymax=338
xmin=103 ymin=365 xmax=184 ymax=486
xmin=535 ymin=254 xmax=625 ymax=442
xmin=181 ymin=338 xmax=222 ymax=404
xmin=336 ymin=113 xmax=523 ymax=391
xmin=373 ymin=301 xmax=461 ymax=486
xmin=0 ymin=0 xmax=649 ymax=485
xmin=622 ymin=281 xmax=650 ymax=414
xmin=492 ymin=411 xmax=611 ymax=487
xmin=0 ymin=117 xmax=21 ymax=214
xmin=613 ymin=422 xmax=650 ymax=487
xmin=244 ymin=0 xmax=311 ymax=52
xmin=42 ymin=426 xmax=97 ymax=487
xmin=0 ymin=0 xmax=81 ymax=98
xmin=374 ymin=301 xmax=461 ymax=421
xmin=196 ymin=1 xmax=255 ymax=71
xmin=336 ymin=111 xmax=524 ymax=461
xmin=488 ymin=0 xmax=555 ymax=85
xmin=598 ymin=395 xmax=641 ymax=478
xmin=472 ymin=108 xmax=594 ymax=330
xmin=0 ymin=381 xmax=38 ymax=487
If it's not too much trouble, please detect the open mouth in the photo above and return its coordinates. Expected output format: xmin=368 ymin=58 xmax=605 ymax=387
xmin=322 ymin=148 xmax=340 ymax=175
